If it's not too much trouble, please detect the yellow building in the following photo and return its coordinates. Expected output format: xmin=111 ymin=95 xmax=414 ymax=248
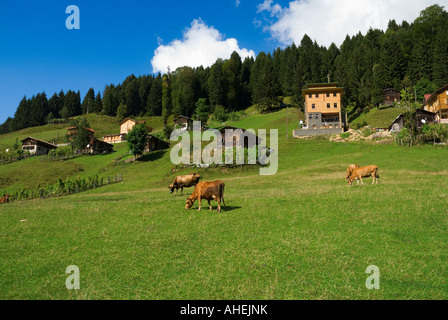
xmin=103 ymin=118 xmax=153 ymax=143
xmin=423 ymin=84 xmax=448 ymax=124
xmin=298 ymin=83 xmax=344 ymax=135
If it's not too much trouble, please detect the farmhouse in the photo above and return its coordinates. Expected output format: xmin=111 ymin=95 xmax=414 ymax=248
xmin=382 ymin=88 xmax=401 ymax=106
xmin=103 ymin=118 xmax=153 ymax=143
xmin=389 ymin=109 xmax=436 ymax=133
xmin=67 ymin=126 xmax=95 ymax=141
xmin=423 ymin=84 xmax=448 ymax=124
xmin=174 ymin=115 xmax=193 ymax=131
xmin=293 ymin=83 xmax=346 ymax=137
xmin=21 ymin=137 xmax=58 ymax=156
xmin=85 ymin=137 xmax=114 ymax=155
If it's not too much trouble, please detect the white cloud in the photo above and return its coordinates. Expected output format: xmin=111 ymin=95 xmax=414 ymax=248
xmin=151 ymin=19 xmax=255 ymax=74
xmin=260 ymin=0 xmax=446 ymax=47
xmin=257 ymin=0 xmax=282 ymax=17
xmin=236 ymin=0 xmax=240 ymax=7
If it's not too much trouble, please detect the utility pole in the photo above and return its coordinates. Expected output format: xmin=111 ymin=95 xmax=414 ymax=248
xmin=286 ymin=104 xmax=289 ymax=139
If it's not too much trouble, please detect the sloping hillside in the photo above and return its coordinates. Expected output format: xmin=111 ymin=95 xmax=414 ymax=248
xmin=0 ymin=113 xmax=166 ymax=193
xmin=0 ymin=114 xmax=166 ymax=150
xmin=351 ymin=106 xmax=403 ymax=129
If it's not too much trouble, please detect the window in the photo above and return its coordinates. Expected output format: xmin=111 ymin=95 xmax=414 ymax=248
xmin=312 ymin=104 xmax=316 ymax=109
xmin=333 ymin=93 xmax=337 ymax=97
xmin=315 ymin=115 xmax=319 ymax=119
xmin=309 ymin=114 xmax=313 ymax=119
xmin=334 ymin=103 xmax=338 ymax=108
xmin=315 ymin=94 xmax=319 ymax=98
xmin=327 ymin=103 xmax=331 ymax=109
xmin=326 ymin=93 xmax=330 ymax=97
xmin=309 ymin=94 xmax=312 ymax=98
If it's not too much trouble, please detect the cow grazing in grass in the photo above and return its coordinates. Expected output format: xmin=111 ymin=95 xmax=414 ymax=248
xmin=169 ymin=173 xmax=201 ymax=195
xmin=185 ymin=180 xmax=226 ymax=213
xmin=0 ymin=194 xmax=10 ymax=204
xmin=348 ymin=165 xmax=379 ymax=185
xmin=346 ymin=164 xmax=360 ymax=182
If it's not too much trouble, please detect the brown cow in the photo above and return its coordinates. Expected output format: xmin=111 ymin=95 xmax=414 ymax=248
xmin=169 ymin=173 xmax=201 ymax=195
xmin=185 ymin=180 xmax=226 ymax=213
xmin=0 ymin=194 xmax=11 ymax=204
xmin=346 ymin=164 xmax=360 ymax=182
xmin=348 ymin=165 xmax=379 ymax=185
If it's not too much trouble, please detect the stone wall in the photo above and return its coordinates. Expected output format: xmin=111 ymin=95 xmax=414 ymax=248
xmin=293 ymin=128 xmax=344 ymax=137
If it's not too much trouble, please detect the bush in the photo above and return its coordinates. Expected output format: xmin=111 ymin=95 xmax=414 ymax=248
xmin=340 ymin=132 xmax=351 ymax=139
xmin=213 ymin=105 xmax=228 ymax=122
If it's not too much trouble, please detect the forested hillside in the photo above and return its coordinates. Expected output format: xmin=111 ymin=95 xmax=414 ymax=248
xmin=1 ymin=4 xmax=447 ymax=135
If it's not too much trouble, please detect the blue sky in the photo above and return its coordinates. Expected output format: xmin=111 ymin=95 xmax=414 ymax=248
xmin=0 ymin=0 xmax=444 ymax=124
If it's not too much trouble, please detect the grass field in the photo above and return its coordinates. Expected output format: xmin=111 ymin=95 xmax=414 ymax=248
xmin=1 ymin=108 xmax=448 ymax=300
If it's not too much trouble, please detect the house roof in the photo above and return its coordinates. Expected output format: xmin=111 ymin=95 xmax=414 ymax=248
xmin=302 ymin=83 xmax=344 ymax=95
xmin=67 ymin=127 xmax=95 ymax=133
xmin=383 ymin=88 xmax=400 ymax=93
xmin=304 ymin=82 xmax=340 ymax=88
xmin=21 ymin=136 xmax=58 ymax=149
xmin=174 ymin=115 xmax=192 ymax=121
xmin=216 ymin=125 xmax=261 ymax=141
xmin=88 ymin=137 xmax=113 ymax=148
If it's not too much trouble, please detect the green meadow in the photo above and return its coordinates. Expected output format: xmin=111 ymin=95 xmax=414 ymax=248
xmin=1 ymin=108 xmax=448 ymax=299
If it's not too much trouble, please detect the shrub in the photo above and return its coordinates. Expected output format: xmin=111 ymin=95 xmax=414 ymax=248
xmin=213 ymin=105 xmax=228 ymax=122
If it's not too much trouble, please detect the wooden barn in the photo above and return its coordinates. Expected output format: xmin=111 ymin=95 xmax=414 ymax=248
xmin=389 ymin=109 xmax=436 ymax=133
xmin=67 ymin=126 xmax=95 ymax=141
xmin=85 ymin=137 xmax=114 ymax=155
xmin=21 ymin=137 xmax=58 ymax=156
xmin=144 ymin=135 xmax=170 ymax=153
xmin=218 ymin=126 xmax=260 ymax=149
xmin=173 ymin=116 xmax=193 ymax=130
xmin=382 ymin=88 xmax=401 ymax=106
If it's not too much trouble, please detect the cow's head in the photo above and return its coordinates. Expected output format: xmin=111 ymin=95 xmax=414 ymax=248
xmin=4 ymin=194 xmax=10 ymax=202
xmin=168 ymin=184 xmax=174 ymax=193
xmin=347 ymin=176 xmax=355 ymax=185
xmin=346 ymin=165 xmax=359 ymax=182
xmin=185 ymin=198 xmax=194 ymax=210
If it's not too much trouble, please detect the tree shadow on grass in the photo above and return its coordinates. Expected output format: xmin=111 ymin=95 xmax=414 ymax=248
xmin=136 ymin=150 xmax=167 ymax=162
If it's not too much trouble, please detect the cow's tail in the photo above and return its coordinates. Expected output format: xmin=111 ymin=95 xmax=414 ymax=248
xmin=375 ymin=167 xmax=380 ymax=182
xmin=220 ymin=182 xmax=226 ymax=208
